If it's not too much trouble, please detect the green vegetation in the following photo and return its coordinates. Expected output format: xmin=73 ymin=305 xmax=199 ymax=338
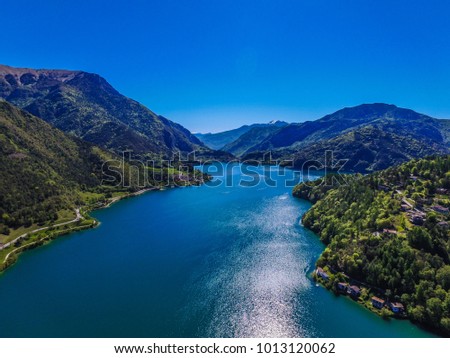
xmin=294 ymin=156 xmax=450 ymax=336
xmin=239 ymin=103 xmax=450 ymax=172
xmin=195 ymin=121 xmax=288 ymax=151
xmin=222 ymin=125 xmax=284 ymax=157
xmin=292 ymin=173 xmax=355 ymax=203
xmin=0 ymin=65 xmax=231 ymax=160
xmin=0 ymin=101 xmax=209 ymax=266
xmin=0 ymin=100 xmax=112 ymax=231
xmin=0 ymin=213 xmax=97 ymax=272
xmin=291 ymin=124 xmax=449 ymax=172
xmin=313 ymin=269 xmax=397 ymax=319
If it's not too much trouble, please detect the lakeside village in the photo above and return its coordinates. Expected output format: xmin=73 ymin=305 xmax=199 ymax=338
xmin=315 ymin=266 xmax=406 ymax=317
xmin=314 ymin=173 xmax=450 ymax=319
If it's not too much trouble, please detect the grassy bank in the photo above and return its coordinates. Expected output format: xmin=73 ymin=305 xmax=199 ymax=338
xmin=0 ymin=185 xmax=178 ymax=273
xmin=0 ymin=167 xmax=211 ymax=273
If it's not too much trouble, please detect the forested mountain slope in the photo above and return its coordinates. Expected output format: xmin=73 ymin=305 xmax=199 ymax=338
xmin=294 ymin=155 xmax=450 ymax=335
xmin=241 ymin=104 xmax=450 ymax=172
xmin=0 ymin=64 xmax=216 ymax=158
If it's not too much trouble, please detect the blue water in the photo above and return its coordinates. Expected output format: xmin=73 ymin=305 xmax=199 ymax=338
xmin=0 ymin=164 xmax=436 ymax=337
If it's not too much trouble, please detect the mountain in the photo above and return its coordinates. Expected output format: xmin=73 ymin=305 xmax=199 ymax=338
xmin=0 ymin=64 xmax=214 ymax=159
xmin=293 ymin=155 xmax=450 ymax=336
xmin=292 ymin=124 xmax=450 ymax=172
xmin=194 ymin=120 xmax=288 ymax=150
xmin=0 ymin=100 xmax=117 ymax=230
xmin=221 ymin=124 xmax=287 ymax=157
xmin=240 ymin=104 xmax=450 ymax=172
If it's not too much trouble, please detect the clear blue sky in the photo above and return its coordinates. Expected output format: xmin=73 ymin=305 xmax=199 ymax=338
xmin=1 ymin=0 xmax=450 ymax=133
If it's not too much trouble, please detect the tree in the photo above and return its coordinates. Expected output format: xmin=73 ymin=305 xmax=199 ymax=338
xmin=440 ymin=318 xmax=450 ymax=334
xmin=407 ymin=227 xmax=433 ymax=252
xmin=1 ymin=213 xmax=10 ymax=224
xmin=436 ymin=266 xmax=450 ymax=290
xmin=409 ymin=305 xmax=426 ymax=323
xmin=426 ymin=297 xmax=443 ymax=325
xmin=380 ymin=307 xmax=392 ymax=319
xmin=298 ymin=154 xmax=450 ymax=335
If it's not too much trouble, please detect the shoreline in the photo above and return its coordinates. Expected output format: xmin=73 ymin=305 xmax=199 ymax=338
xmin=0 ymin=186 xmax=162 ymax=273
xmin=296 ymin=195 xmax=446 ymax=338
xmin=96 ymin=187 xmax=160 ymax=210
xmin=0 ymin=169 xmax=210 ymax=273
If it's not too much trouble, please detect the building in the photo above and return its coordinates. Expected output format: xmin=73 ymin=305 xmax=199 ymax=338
xmin=316 ymin=267 xmax=329 ymax=281
xmin=436 ymin=188 xmax=448 ymax=195
xmin=372 ymin=296 xmax=385 ymax=309
xmin=438 ymin=221 xmax=449 ymax=228
xmin=382 ymin=229 xmax=397 ymax=235
xmin=432 ymin=205 xmax=449 ymax=214
xmin=337 ymin=282 xmax=348 ymax=292
xmin=401 ymin=199 xmax=414 ymax=208
xmin=400 ymin=204 xmax=411 ymax=212
xmin=389 ymin=302 xmax=405 ymax=314
xmin=347 ymin=285 xmax=361 ymax=298
xmin=416 ymin=197 xmax=433 ymax=206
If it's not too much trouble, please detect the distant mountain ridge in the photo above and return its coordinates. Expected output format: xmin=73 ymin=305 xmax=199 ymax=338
xmin=229 ymin=103 xmax=450 ymax=172
xmin=250 ymin=104 xmax=448 ymax=151
xmin=1 ymin=64 xmax=448 ymax=171
xmin=221 ymin=124 xmax=287 ymax=157
xmin=194 ymin=120 xmax=288 ymax=150
xmin=0 ymin=64 xmax=215 ymax=158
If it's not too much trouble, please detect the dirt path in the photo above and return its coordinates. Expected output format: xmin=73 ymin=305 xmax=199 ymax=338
xmin=0 ymin=208 xmax=83 ymax=251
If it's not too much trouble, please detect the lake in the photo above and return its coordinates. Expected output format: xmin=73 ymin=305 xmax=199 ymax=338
xmin=0 ymin=164 xmax=436 ymax=337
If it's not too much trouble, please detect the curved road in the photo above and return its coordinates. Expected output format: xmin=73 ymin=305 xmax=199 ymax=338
xmin=0 ymin=208 xmax=83 ymax=251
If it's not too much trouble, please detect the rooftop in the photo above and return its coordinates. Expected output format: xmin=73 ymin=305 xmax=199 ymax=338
xmin=391 ymin=302 xmax=404 ymax=308
xmin=372 ymin=296 xmax=385 ymax=303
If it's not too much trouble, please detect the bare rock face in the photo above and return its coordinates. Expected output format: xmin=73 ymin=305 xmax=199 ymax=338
xmin=0 ymin=65 xmax=81 ymax=107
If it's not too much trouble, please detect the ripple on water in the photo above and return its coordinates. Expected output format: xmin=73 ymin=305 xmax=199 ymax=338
xmin=185 ymin=194 xmax=314 ymax=337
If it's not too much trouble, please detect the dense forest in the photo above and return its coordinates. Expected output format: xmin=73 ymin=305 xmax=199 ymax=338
xmin=240 ymin=104 xmax=450 ymax=172
xmin=0 ymin=101 xmax=108 ymax=231
xmin=294 ymin=156 xmax=450 ymax=336
xmin=0 ymin=101 xmax=205 ymax=236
